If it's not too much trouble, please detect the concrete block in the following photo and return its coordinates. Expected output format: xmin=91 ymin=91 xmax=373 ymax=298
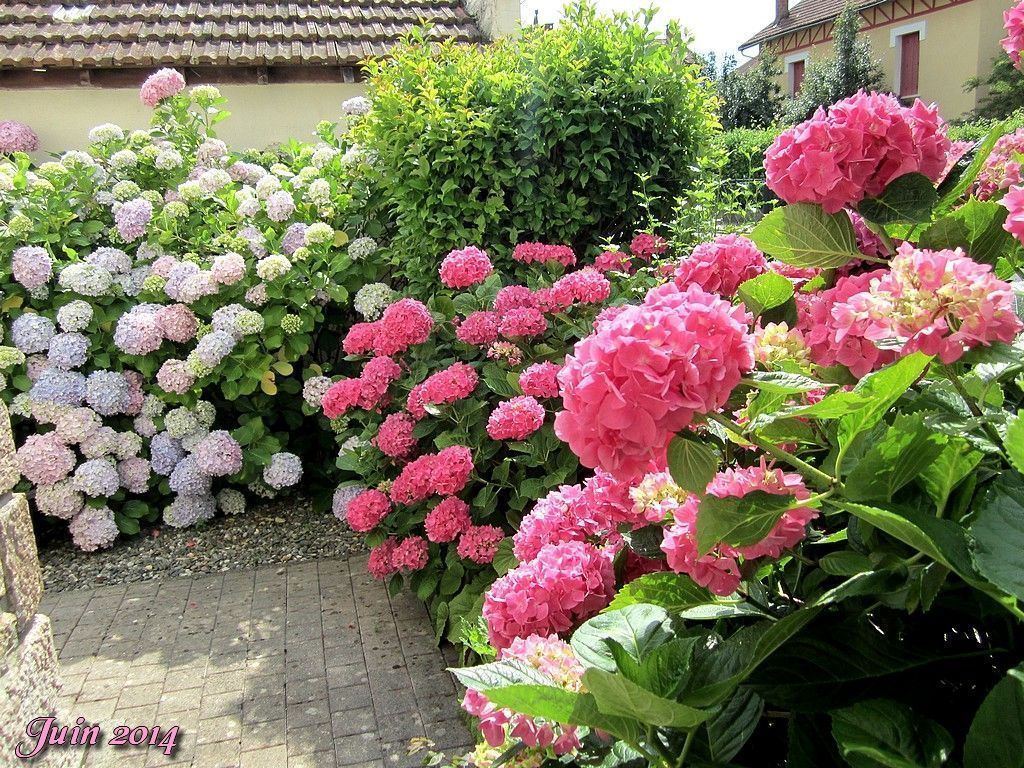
xmin=0 ymin=492 xmax=43 ymax=632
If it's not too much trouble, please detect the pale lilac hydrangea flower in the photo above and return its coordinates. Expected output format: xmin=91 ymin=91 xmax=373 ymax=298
xmin=212 ymin=252 xmax=246 ymax=284
xmin=115 ymin=198 xmax=153 ymax=242
xmin=55 ymin=407 xmax=101 ymax=444
xmin=85 ymin=370 xmax=132 ymax=416
xmin=193 ymin=430 xmax=243 ymax=477
xmin=73 ymin=458 xmax=120 ymax=497
xmin=156 ymin=359 xmax=195 ymax=394
xmin=12 ymin=314 xmax=56 ymax=353
xmin=12 ymin=246 xmax=52 ymax=289
xmin=150 ymin=432 xmax=185 ymax=476
xmin=217 ymin=488 xmax=246 ymax=515
xmin=169 ymin=456 xmax=212 ymax=495
xmin=35 ymin=480 xmax=84 ymax=520
xmin=265 ymin=190 xmax=295 ymax=222
xmin=195 ymin=330 xmax=236 ymax=367
xmin=245 ymin=283 xmax=268 ymax=306
xmin=30 ymin=369 xmax=86 ymax=406
xmin=302 ymin=376 xmax=332 ymax=408
xmin=58 ymin=263 xmax=113 ymax=296
xmin=163 ymin=494 xmax=216 ymax=528
xmin=118 ymin=457 xmax=151 ymax=493
xmin=48 ymin=332 xmax=90 ymax=369
xmin=69 ymin=506 xmax=119 ymax=551
xmin=0 ymin=120 xmax=39 ymax=153
xmin=56 ymin=302 xmax=93 ymax=334
xmin=263 ymin=452 xmax=302 ymax=489
xmin=282 ymin=223 xmax=308 ymax=254
xmin=17 ymin=433 xmax=76 ymax=486
xmin=134 ymin=415 xmax=157 ymax=438
xmin=85 ymin=247 xmax=131 ymax=275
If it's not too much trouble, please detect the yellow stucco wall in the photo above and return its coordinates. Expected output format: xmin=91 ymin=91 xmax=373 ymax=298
xmin=0 ymin=81 xmax=367 ymax=153
xmin=766 ymin=0 xmax=1007 ymax=119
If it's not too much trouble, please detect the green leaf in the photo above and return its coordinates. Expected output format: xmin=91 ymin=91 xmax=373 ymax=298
xmin=837 ymin=353 xmax=932 ymax=450
xmin=707 ymin=689 xmax=764 ymax=763
xmin=969 ymin=473 xmax=1024 ymax=600
xmin=858 ymin=173 xmax=938 ymax=225
xmin=935 ymin=121 xmax=1006 ymax=214
xmin=844 ymin=414 xmax=947 ymax=502
xmin=492 ymin=537 xmax=517 ymax=576
xmin=606 ymin=573 xmax=764 ymax=619
xmin=835 ymin=501 xmax=980 ymax=587
xmin=666 ymin=433 xmax=719 ymax=494
xmin=919 ymin=199 xmax=1015 ymax=265
xmin=745 ymin=371 xmax=827 ymax=395
xmin=696 ymin=491 xmax=795 ymax=555
xmin=737 ymin=272 xmax=795 ymax=316
xmin=449 ymin=658 xmax=553 ymax=691
xmin=1005 ymin=412 xmax=1024 ymax=475
xmin=571 ymin=604 xmax=673 ymax=672
xmin=831 ymin=699 xmax=953 ymax=768
xmin=964 ymin=664 xmax=1024 ymax=768
xmin=916 ymin=438 xmax=982 ymax=512
xmin=749 ymin=203 xmax=863 ymax=269
xmin=818 ymin=551 xmax=874 ymax=576
xmin=483 ymin=685 xmax=643 ymax=744
xmin=583 ymin=667 xmax=711 ymax=729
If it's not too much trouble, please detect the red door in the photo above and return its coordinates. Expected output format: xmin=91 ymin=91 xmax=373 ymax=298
xmin=791 ymin=59 xmax=805 ymax=95
xmin=900 ymin=32 xmax=920 ymax=99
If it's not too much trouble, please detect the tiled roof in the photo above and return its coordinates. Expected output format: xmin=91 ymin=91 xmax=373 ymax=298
xmin=740 ymin=0 xmax=887 ymax=50
xmin=0 ymin=0 xmax=486 ymax=69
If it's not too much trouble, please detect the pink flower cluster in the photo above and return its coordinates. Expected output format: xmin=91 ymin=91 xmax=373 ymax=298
xmin=974 ymin=129 xmax=1024 ymax=200
xmin=512 ymin=243 xmax=576 ymax=267
xmin=629 ymin=233 xmax=668 ymax=261
xmin=0 ymin=120 xmax=39 ymax=154
xmin=390 ymin=445 xmax=473 ymax=505
xmin=1004 ymin=0 xmax=1024 ymax=70
xmin=673 ymin=234 xmax=767 ymax=297
xmin=483 ymin=540 xmax=615 ymax=650
xmin=373 ymin=412 xmax=418 ymax=458
xmin=830 ymin=244 xmax=1022 ymax=364
xmin=140 ymin=68 xmax=186 ymax=107
xmin=457 ymin=525 xmax=504 ymax=564
xmin=463 ymin=634 xmax=583 ymax=755
xmin=660 ymin=462 xmax=817 ymax=595
xmin=345 ymin=489 xmax=392 ymax=532
xmin=519 ymin=362 xmax=561 ymax=398
xmin=764 ymin=91 xmax=951 ymax=213
xmin=406 ymin=363 xmax=478 ymax=419
xmin=486 ymin=396 xmax=545 ymax=441
xmin=321 ymin=355 xmax=401 ymax=418
xmin=456 ymin=311 xmax=500 ymax=346
xmin=341 ymin=299 xmax=434 ymax=358
xmin=498 ymin=307 xmax=547 ymax=339
xmin=1003 ymin=186 xmax=1024 ymax=243
xmin=439 ymin=247 xmax=494 ymax=289
xmin=424 ymin=497 xmax=472 ymax=542
xmin=555 ymin=283 xmax=754 ymax=481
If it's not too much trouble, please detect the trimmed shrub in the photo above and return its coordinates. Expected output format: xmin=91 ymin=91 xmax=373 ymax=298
xmin=355 ymin=2 xmax=719 ymax=293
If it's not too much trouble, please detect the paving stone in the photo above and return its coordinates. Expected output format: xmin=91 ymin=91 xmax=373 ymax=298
xmin=240 ymin=744 xmax=288 ymax=767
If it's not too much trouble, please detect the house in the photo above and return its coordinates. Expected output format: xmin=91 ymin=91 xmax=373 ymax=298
xmin=0 ymin=0 xmax=519 ymax=150
xmin=739 ymin=0 xmax=1009 ymax=118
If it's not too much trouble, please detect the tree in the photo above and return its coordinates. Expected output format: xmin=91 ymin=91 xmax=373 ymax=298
xmin=784 ymin=2 xmax=885 ymax=122
xmin=966 ymin=53 xmax=1024 ymax=119
xmin=718 ymin=53 xmax=784 ymax=129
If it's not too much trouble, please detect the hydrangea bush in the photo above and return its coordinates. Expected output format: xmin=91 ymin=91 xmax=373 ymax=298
xmin=449 ymin=85 xmax=1024 ymax=767
xmin=0 ymin=72 xmax=384 ymax=548
xmin=320 ymin=242 xmax=664 ymax=638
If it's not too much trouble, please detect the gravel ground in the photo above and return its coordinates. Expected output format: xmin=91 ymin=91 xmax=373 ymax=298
xmin=39 ymin=496 xmax=367 ymax=592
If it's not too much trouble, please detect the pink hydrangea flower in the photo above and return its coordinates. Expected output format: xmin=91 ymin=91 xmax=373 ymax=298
xmin=796 ymin=270 xmax=896 ymax=377
xmin=156 ymin=359 xmax=195 ymax=395
xmin=342 ymin=322 xmax=378 ymax=355
xmin=392 ymin=536 xmax=429 ymax=572
xmin=456 ymin=311 xmax=500 ymax=346
xmin=512 ymin=243 xmax=576 ymax=267
xmin=346 ymin=489 xmax=392 ymax=532
xmin=661 ymin=462 xmax=817 ymax=595
xmin=498 ymin=307 xmax=547 ymax=339
xmin=493 ymin=285 xmax=538 ymax=315
xmin=12 ymin=246 xmax=52 ymax=290
xmin=424 ymin=497 xmax=472 ymax=543
xmin=594 ymin=250 xmax=633 ymax=273
xmin=976 ymin=129 xmax=1024 ymax=200
xmin=487 ymin=396 xmax=545 ymax=441
xmin=367 ymin=538 xmax=399 ymax=579
xmin=439 ymin=246 xmax=494 ymax=288
xmin=513 ymin=484 xmax=589 ymax=562
xmin=140 ymin=68 xmax=186 ymax=107
xmin=831 ymin=243 xmax=1023 ymax=364
xmin=519 ymin=361 xmax=561 ymax=398
xmin=155 ymin=304 xmax=199 ymax=343
xmin=406 ymin=363 xmax=478 ymax=417
xmin=673 ymin=234 xmax=767 ymax=297
xmin=555 ymin=284 xmax=754 ymax=481
xmin=0 ymin=120 xmax=39 ymax=153
xmin=764 ymin=91 xmax=951 ymax=213
xmin=321 ymin=378 xmax=362 ymax=419
xmin=483 ymin=541 xmax=615 ymax=650
xmin=115 ymin=198 xmax=153 ymax=242
xmin=391 ymin=454 xmax=437 ymax=504
xmin=1003 ymin=185 xmax=1024 ymax=243
xmin=358 ymin=355 xmax=401 ymax=410
xmin=431 ymin=445 xmax=474 ymax=495
xmin=373 ymin=299 xmax=433 ymax=357
xmin=551 ymin=268 xmax=611 ymax=305
xmin=629 ymin=233 xmax=668 ymax=261
xmin=457 ymin=525 xmax=504 ymax=564
xmin=373 ymin=412 xmax=418 ymax=458
xmin=1004 ymin=1 xmax=1024 ymax=70
xmin=211 ymin=252 xmax=246 ymax=285
xmin=193 ymin=430 xmax=243 ymax=477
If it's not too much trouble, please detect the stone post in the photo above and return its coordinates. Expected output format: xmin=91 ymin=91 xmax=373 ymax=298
xmin=0 ymin=401 xmax=77 ymax=766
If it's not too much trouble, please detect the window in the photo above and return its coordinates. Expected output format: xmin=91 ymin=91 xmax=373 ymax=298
xmin=784 ymin=53 xmax=809 ymax=96
xmin=891 ymin=21 xmax=926 ymax=101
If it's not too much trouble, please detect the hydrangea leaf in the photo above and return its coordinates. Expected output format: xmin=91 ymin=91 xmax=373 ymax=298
xmin=831 ymin=699 xmax=953 ymax=768
xmin=571 ymin=604 xmax=673 ymax=672
xmin=750 ymin=203 xmax=862 ymax=268
xmin=583 ymin=667 xmax=711 ymax=729
xmin=858 ymin=172 xmax=938 ymax=225
xmin=666 ymin=432 xmax=719 ymax=494
xmin=964 ymin=664 xmax=1024 ymax=768
xmin=707 ymin=689 xmax=764 ymax=763
xmin=484 ymin=685 xmax=644 ymax=744
xmin=916 ymin=437 xmax=983 ymax=511
xmin=920 ymin=199 xmax=1014 ymax=266
xmin=969 ymin=473 xmax=1024 ymax=601
xmin=1004 ymin=412 xmax=1024 ymax=475
xmin=844 ymin=413 xmax=948 ymax=502
xmin=606 ymin=572 xmax=764 ymax=619
xmin=695 ymin=491 xmax=795 ymax=555
xmin=737 ymin=272 xmax=795 ymax=316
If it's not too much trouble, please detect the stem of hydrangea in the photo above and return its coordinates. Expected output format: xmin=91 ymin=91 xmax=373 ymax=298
xmin=705 ymin=412 xmax=838 ymax=490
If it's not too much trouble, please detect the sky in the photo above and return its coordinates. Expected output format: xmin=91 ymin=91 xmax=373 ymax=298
xmin=520 ymin=0 xmax=778 ymax=63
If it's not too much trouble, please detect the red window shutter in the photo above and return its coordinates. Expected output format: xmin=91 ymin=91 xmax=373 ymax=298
xmin=900 ymin=32 xmax=920 ymax=98
xmin=791 ymin=59 xmax=805 ymax=95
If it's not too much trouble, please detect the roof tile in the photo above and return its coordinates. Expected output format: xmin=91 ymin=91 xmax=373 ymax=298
xmin=740 ymin=0 xmax=886 ymax=50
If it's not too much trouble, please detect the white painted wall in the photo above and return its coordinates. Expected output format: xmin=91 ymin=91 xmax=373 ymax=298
xmin=0 ymin=81 xmax=367 ymax=153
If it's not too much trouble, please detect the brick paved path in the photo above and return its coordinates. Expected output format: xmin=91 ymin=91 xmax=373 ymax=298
xmin=40 ymin=557 xmax=473 ymax=767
